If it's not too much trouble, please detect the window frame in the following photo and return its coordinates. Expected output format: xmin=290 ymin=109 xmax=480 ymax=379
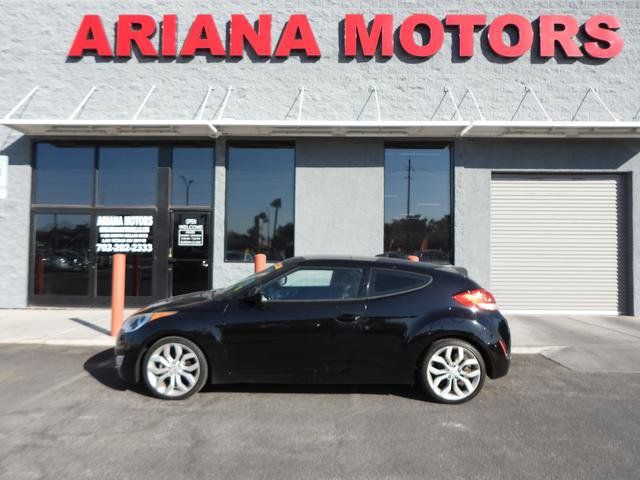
xmin=260 ymin=265 xmax=369 ymax=303
xmin=383 ymin=142 xmax=455 ymax=265
xmin=365 ymin=267 xmax=434 ymax=300
xmin=224 ymin=142 xmax=296 ymax=263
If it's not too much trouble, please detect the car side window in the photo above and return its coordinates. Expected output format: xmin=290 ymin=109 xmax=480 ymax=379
xmin=370 ymin=269 xmax=433 ymax=297
xmin=262 ymin=267 xmax=364 ymax=301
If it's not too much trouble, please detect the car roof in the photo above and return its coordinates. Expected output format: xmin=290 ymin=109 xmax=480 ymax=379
xmin=288 ymin=255 xmax=447 ymax=273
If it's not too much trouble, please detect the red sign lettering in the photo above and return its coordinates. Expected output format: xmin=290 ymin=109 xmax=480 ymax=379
xmin=487 ymin=14 xmax=534 ymax=58
xmin=68 ymin=15 xmax=113 ymax=57
xmin=584 ymin=15 xmax=624 ymax=59
xmin=180 ymin=14 xmax=225 ymax=57
xmin=398 ymin=14 xmax=444 ymax=57
xmin=115 ymin=15 xmax=157 ymax=57
xmin=229 ymin=14 xmax=272 ymax=57
xmin=274 ymin=14 xmax=321 ymax=57
xmin=344 ymin=14 xmax=393 ymax=57
xmin=66 ymin=13 xmax=624 ymax=61
xmin=445 ymin=15 xmax=487 ymax=58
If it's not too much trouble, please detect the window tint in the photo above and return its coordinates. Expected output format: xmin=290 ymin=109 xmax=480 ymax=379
xmin=34 ymin=144 xmax=94 ymax=205
xmin=371 ymin=269 xmax=432 ymax=296
xmin=225 ymin=146 xmax=294 ymax=262
xmin=262 ymin=268 xmax=364 ymax=301
xmin=384 ymin=147 xmax=452 ymax=262
xmin=172 ymin=147 xmax=214 ymax=206
xmin=98 ymin=147 xmax=158 ymax=206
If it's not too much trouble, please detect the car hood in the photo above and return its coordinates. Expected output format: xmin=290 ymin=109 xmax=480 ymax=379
xmin=136 ymin=290 xmax=229 ymax=314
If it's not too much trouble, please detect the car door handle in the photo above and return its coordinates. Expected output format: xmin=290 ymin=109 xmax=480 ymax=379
xmin=335 ymin=314 xmax=361 ymax=323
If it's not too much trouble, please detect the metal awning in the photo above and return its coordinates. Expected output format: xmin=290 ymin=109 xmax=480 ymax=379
xmin=5 ymin=119 xmax=640 ymax=139
xmin=0 ymin=119 xmax=471 ymax=138
xmin=4 ymin=84 xmax=640 ymax=139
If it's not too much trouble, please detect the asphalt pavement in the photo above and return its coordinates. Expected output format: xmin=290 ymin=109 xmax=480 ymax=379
xmin=1 ymin=345 xmax=639 ymax=480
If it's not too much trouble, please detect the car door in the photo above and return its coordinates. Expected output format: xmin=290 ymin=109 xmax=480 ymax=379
xmin=221 ymin=265 xmax=368 ymax=382
xmin=354 ymin=268 xmax=435 ymax=383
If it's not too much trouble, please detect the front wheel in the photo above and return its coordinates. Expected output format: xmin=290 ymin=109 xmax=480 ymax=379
xmin=142 ymin=336 xmax=208 ymax=400
xmin=419 ymin=339 xmax=486 ymax=404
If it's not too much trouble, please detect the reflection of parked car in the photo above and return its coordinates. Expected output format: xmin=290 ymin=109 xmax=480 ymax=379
xmin=116 ymin=256 xmax=510 ymax=404
xmin=41 ymin=249 xmax=88 ymax=272
xmin=377 ymin=251 xmax=468 ymax=277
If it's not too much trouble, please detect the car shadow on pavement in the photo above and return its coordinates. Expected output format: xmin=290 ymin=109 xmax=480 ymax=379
xmin=83 ymin=349 xmax=428 ymax=401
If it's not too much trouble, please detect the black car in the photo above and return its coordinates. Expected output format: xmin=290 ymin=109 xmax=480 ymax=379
xmin=115 ymin=256 xmax=510 ymax=404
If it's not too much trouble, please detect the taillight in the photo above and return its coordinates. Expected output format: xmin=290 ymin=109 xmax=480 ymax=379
xmin=453 ymin=288 xmax=498 ymax=311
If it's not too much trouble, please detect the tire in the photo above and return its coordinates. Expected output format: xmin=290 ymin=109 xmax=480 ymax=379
xmin=419 ymin=339 xmax=486 ymax=404
xmin=142 ymin=336 xmax=208 ymax=400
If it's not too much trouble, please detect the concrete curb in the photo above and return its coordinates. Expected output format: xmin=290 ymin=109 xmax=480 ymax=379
xmin=0 ymin=338 xmax=115 ymax=347
xmin=511 ymin=346 xmax=566 ymax=355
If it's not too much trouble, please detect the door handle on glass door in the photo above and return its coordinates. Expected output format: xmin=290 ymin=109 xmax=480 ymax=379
xmin=202 ymin=260 xmax=209 ymax=268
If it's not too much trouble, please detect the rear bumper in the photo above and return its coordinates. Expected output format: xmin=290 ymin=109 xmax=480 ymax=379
xmin=487 ymin=344 xmax=510 ymax=379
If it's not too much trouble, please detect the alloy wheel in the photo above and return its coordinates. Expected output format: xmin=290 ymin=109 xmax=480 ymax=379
xmin=426 ymin=345 xmax=482 ymax=402
xmin=145 ymin=342 xmax=201 ymax=398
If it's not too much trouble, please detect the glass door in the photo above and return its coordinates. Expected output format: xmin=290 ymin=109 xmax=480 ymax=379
xmin=169 ymin=211 xmax=212 ymax=296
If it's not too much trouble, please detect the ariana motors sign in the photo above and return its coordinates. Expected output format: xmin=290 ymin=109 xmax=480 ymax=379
xmin=68 ymin=13 xmax=624 ymax=61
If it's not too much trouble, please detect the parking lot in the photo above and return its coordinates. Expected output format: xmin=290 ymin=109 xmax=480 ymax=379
xmin=1 ymin=344 xmax=639 ymax=480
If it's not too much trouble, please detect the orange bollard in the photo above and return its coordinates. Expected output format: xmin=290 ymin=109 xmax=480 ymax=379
xmin=407 ymin=255 xmax=420 ymax=262
xmin=254 ymin=253 xmax=267 ymax=273
xmin=110 ymin=253 xmax=126 ymax=337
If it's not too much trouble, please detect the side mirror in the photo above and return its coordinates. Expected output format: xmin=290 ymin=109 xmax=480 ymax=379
xmin=244 ymin=287 xmax=267 ymax=308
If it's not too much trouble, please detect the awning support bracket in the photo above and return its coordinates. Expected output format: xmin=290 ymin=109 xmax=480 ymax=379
xmin=445 ymin=87 xmax=463 ymax=121
xmin=132 ymin=85 xmax=156 ymax=120
xmin=196 ymin=86 xmax=214 ymax=120
xmin=432 ymin=87 xmax=463 ymax=121
xmin=457 ymin=88 xmax=485 ymax=121
xmin=513 ymin=83 xmax=552 ymax=122
xmin=4 ymin=86 xmax=40 ymax=120
xmin=298 ymin=87 xmax=305 ymax=121
xmin=216 ymin=86 xmax=233 ymax=121
xmin=573 ymin=87 xmax=618 ymax=122
xmin=68 ymin=86 xmax=97 ymax=120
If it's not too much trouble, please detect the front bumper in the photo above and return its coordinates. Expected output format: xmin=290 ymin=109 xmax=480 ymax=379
xmin=114 ymin=331 xmax=143 ymax=384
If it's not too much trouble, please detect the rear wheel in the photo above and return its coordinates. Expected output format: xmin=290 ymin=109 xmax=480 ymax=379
xmin=142 ymin=336 xmax=208 ymax=400
xmin=419 ymin=339 xmax=486 ymax=404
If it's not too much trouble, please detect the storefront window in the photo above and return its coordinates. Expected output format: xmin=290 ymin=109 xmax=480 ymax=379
xmin=384 ymin=147 xmax=452 ymax=262
xmin=33 ymin=213 xmax=91 ymax=296
xmin=225 ymin=146 xmax=295 ymax=262
xmin=98 ymin=147 xmax=158 ymax=206
xmin=34 ymin=144 xmax=94 ymax=205
xmin=171 ymin=147 xmax=214 ymax=206
xmin=96 ymin=253 xmax=153 ymax=297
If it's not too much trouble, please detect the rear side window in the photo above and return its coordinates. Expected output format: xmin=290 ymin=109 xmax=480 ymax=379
xmin=370 ymin=269 xmax=432 ymax=297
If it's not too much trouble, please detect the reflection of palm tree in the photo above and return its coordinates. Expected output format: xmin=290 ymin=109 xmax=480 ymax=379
xmin=180 ymin=175 xmax=194 ymax=205
xmin=270 ymin=198 xmax=282 ymax=241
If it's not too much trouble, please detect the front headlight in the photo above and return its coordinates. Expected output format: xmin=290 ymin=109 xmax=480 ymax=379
xmin=121 ymin=314 xmax=152 ymax=333
xmin=120 ymin=311 xmax=177 ymax=333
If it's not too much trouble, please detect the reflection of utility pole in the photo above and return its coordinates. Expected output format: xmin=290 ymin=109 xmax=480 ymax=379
xmin=180 ymin=175 xmax=194 ymax=206
xmin=405 ymin=158 xmax=414 ymax=219
xmin=270 ymin=198 xmax=282 ymax=242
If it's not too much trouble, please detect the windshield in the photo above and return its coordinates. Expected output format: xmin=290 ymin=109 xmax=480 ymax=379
xmin=219 ymin=265 xmax=277 ymax=295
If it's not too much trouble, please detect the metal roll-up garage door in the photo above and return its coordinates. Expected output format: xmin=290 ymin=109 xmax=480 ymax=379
xmin=490 ymin=174 xmax=627 ymax=314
